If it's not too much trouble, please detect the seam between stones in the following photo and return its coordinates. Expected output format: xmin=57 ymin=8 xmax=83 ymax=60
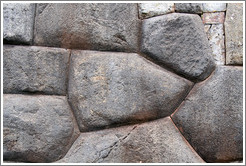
xmin=32 ymin=3 xmax=37 ymax=46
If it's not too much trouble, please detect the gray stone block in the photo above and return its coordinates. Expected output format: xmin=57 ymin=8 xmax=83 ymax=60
xmin=141 ymin=13 xmax=215 ymax=81
xmin=175 ymin=3 xmax=203 ymax=13
xmin=68 ymin=50 xmax=193 ymax=132
xmin=57 ymin=117 xmax=204 ymax=163
xmin=3 ymin=3 xmax=35 ymax=44
xmin=3 ymin=94 xmax=80 ymax=162
xmin=172 ymin=66 xmax=243 ymax=162
xmin=3 ymin=45 xmax=70 ymax=95
xmin=202 ymin=3 xmax=227 ymax=12
xmin=34 ymin=3 xmax=140 ymax=52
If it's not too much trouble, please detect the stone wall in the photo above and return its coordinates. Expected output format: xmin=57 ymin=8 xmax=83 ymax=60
xmin=2 ymin=2 xmax=243 ymax=163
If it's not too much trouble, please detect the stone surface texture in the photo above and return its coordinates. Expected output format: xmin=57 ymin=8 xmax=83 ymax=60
xmin=204 ymin=24 xmax=225 ymax=65
xmin=57 ymin=117 xmax=204 ymax=163
xmin=3 ymin=3 xmax=35 ymax=44
xmin=3 ymin=94 xmax=80 ymax=162
xmin=34 ymin=3 xmax=140 ymax=52
xmin=68 ymin=50 xmax=193 ymax=132
xmin=141 ymin=13 xmax=215 ymax=81
xmin=225 ymin=3 xmax=243 ymax=65
xmin=202 ymin=12 xmax=225 ymax=24
xmin=3 ymin=45 xmax=70 ymax=95
xmin=175 ymin=3 xmax=203 ymax=13
xmin=138 ymin=3 xmax=174 ymax=19
xmin=202 ymin=3 xmax=227 ymax=12
xmin=172 ymin=66 xmax=243 ymax=162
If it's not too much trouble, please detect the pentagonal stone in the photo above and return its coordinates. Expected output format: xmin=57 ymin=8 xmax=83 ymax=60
xmin=171 ymin=66 xmax=243 ymax=162
xmin=3 ymin=94 xmax=80 ymax=162
xmin=34 ymin=3 xmax=140 ymax=52
xmin=141 ymin=13 xmax=215 ymax=81
xmin=3 ymin=3 xmax=35 ymax=45
xmin=175 ymin=3 xmax=203 ymax=13
xmin=138 ymin=3 xmax=174 ymax=19
xmin=225 ymin=3 xmax=243 ymax=65
xmin=68 ymin=50 xmax=193 ymax=132
xmin=202 ymin=3 xmax=227 ymax=12
xmin=57 ymin=117 xmax=204 ymax=163
xmin=3 ymin=45 xmax=70 ymax=95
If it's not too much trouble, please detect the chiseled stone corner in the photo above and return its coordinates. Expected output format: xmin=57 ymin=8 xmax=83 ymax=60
xmin=57 ymin=117 xmax=205 ymax=163
xmin=3 ymin=45 xmax=70 ymax=95
xmin=3 ymin=3 xmax=35 ymax=45
xmin=138 ymin=3 xmax=174 ymax=19
xmin=3 ymin=94 xmax=80 ymax=162
xmin=225 ymin=3 xmax=243 ymax=65
xmin=202 ymin=3 xmax=227 ymax=12
xmin=172 ymin=66 xmax=243 ymax=162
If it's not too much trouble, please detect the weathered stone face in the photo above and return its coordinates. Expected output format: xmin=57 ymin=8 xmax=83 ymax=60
xmin=141 ymin=13 xmax=215 ymax=81
xmin=3 ymin=94 xmax=80 ymax=162
xmin=57 ymin=117 xmax=204 ymax=163
xmin=68 ymin=50 xmax=193 ymax=132
xmin=225 ymin=3 xmax=243 ymax=65
xmin=34 ymin=3 xmax=140 ymax=52
xmin=3 ymin=45 xmax=70 ymax=95
xmin=202 ymin=3 xmax=227 ymax=12
xmin=3 ymin=3 xmax=35 ymax=44
xmin=175 ymin=3 xmax=203 ymax=13
xmin=138 ymin=3 xmax=174 ymax=19
xmin=202 ymin=12 xmax=225 ymax=24
xmin=172 ymin=66 xmax=243 ymax=162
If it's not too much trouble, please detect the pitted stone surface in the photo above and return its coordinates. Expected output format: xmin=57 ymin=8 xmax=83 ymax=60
xmin=175 ymin=3 xmax=203 ymax=13
xmin=57 ymin=117 xmax=204 ymax=163
xmin=172 ymin=66 xmax=243 ymax=162
xmin=202 ymin=12 xmax=225 ymax=24
xmin=68 ymin=50 xmax=193 ymax=132
xmin=34 ymin=3 xmax=140 ymax=52
xmin=225 ymin=3 xmax=243 ymax=65
xmin=3 ymin=45 xmax=70 ymax=95
xmin=141 ymin=13 xmax=215 ymax=81
xmin=138 ymin=3 xmax=174 ymax=19
xmin=3 ymin=3 xmax=35 ymax=44
xmin=3 ymin=94 xmax=80 ymax=162
xmin=202 ymin=3 xmax=227 ymax=12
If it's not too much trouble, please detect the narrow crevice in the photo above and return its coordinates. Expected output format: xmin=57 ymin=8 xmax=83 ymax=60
xmin=31 ymin=3 xmax=37 ymax=46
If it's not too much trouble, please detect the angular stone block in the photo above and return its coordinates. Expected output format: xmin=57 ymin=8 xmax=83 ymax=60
xmin=175 ymin=3 xmax=203 ymax=13
xmin=225 ymin=3 xmax=243 ymax=65
xmin=3 ymin=45 xmax=70 ymax=95
xmin=204 ymin=24 xmax=225 ymax=65
xmin=3 ymin=3 xmax=35 ymax=44
xmin=34 ymin=3 xmax=140 ymax=52
xmin=138 ymin=3 xmax=174 ymax=19
xmin=202 ymin=12 xmax=225 ymax=24
xmin=172 ymin=66 xmax=243 ymax=162
xmin=3 ymin=94 xmax=80 ymax=162
xmin=57 ymin=117 xmax=204 ymax=163
xmin=202 ymin=3 xmax=227 ymax=12
xmin=141 ymin=13 xmax=215 ymax=81
xmin=68 ymin=50 xmax=193 ymax=132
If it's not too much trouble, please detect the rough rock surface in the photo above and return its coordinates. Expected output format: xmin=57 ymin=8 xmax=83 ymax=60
xmin=141 ymin=13 xmax=215 ymax=81
xmin=3 ymin=94 xmax=80 ymax=162
xmin=225 ymin=3 xmax=243 ymax=65
xmin=202 ymin=12 xmax=225 ymax=24
xmin=34 ymin=3 xmax=140 ymax=52
xmin=57 ymin=117 xmax=205 ymax=163
xmin=3 ymin=45 xmax=70 ymax=95
xmin=68 ymin=50 xmax=193 ymax=132
xmin=175 ymin=3 xmax=203 ymax=13
xmin=172 ymin=66 xmax=243 ymax=162
xmin=204 ymin=24 xmax=225 ymax=65
xmin=3 ymin=3 xmax=35 ymax=44
xmin=138 ymin=3 xmax=174 ymax=19
xmin=202 ymin=3 xmax=227 ymax=12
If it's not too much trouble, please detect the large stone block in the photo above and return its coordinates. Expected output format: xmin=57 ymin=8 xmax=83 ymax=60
xmin=34 ymin=3 xmax=140 ymax=52
xmin=175 ymin=3 xmax=203 ymax=13
xmin=3 ymin=94 xmax=80 ymax=162
xmin=57 ymin=117 xmax=204 ymax=163
xmin=141 ymin=13 xmax=215 ymax=81
xmin=172 ymin=66 xmax=243 ymax=162
xmin=68 ymin=50 xmax=193 ymax=132
xmin=138 ymin=3 xmax=174 ymax=19
xmin=225 ymin=3 xmax=243 ymax=65
xmin=3 ymin=3 xmax=35 ymax=44
xmin=3 ymin=45 xmax=70 ymax=95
